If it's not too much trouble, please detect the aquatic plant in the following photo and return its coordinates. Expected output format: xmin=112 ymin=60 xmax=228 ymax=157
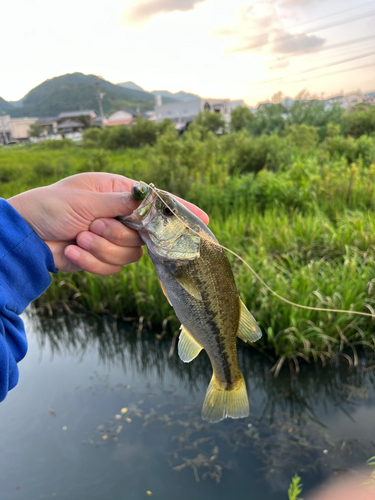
xmin=288 ymin=475 xmax=303 ymax=500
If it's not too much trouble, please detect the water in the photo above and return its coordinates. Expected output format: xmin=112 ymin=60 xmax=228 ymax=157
xmin=1 ymin=312 xmax=375 ymax=500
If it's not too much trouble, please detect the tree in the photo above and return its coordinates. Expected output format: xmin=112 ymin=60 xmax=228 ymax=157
xmin=343 ymin=106 xmax=375 ymax=138
xmin=130 ymin=116 xmax=158 ymax=147
xmin=193 ymin=110 xmax=226 ymax=134
xmin=28 ymin=123 xmax=45 ymax=138
xmin=230 ymin=106 xmax=254 ymax=132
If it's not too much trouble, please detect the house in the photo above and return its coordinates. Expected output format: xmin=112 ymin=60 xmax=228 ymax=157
xmin=57 ymin=110 xmax=97 ymax=127
xmin=0 ymin=115 xmax=11 ymax=145
xmin=10 ymin=118 xmax=38 ymax=142
xmin=155 ymin=98 xmax=237 ymax=125
xmin=57 ymin=119 xmax=84 ymax=135
xmin=35 ymin=117 xmax=58 ymax=135
xmin=105 ymin=109 xmax=137 ymax=127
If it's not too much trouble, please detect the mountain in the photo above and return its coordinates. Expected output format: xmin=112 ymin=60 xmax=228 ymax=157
xmin=0 ymin=97 xmax=14 ymax=113
xmin=0 ymin=73 xmax=178 ymax=118
xmin=151 ymin=90 xmax=200 ymax=102
xmin=117 ymin=81 xmax=146 ymax=92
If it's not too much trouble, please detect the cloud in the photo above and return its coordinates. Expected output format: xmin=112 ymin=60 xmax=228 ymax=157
xmin=122 ymin=0 xmax=208 ymax=24
xmin=212 ymin=2 xmax=325 ymax=55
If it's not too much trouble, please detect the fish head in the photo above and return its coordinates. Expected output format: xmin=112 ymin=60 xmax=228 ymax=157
xmin=118 ymin=182 xmax=204 ymax=261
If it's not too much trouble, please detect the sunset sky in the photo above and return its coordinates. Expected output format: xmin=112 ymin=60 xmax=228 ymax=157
xmin=0 ymin=0 xmax=374 ymax=106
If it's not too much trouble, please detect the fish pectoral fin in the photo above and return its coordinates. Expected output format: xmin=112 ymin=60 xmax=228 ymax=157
xmin=174 ymin=272 xmax=202 ymax=301
xmin=159 ymin=278 xmax=172 ymax=306
xmin=178 ymin=325 xmax=203 ymax=363
xmin=237 ymin=300 xmax=262 ymax=343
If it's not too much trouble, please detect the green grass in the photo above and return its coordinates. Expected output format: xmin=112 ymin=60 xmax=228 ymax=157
xmin=1 ymin=136 xmax=375 ymax=365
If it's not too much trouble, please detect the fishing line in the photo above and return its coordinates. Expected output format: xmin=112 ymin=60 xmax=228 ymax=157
xmin=143 ymin=182 xmax=375 ymax=319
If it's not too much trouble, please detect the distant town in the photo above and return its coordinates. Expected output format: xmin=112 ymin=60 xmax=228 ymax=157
xmin=0 ymin=84 xmax=374 ymax=147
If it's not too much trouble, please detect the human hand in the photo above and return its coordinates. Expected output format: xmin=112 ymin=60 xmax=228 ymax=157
xmin=7 ymin=173 xmax=209 ymax=275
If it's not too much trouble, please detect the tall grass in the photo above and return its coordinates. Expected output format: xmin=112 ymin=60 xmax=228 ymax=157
xmin=1 ymin=133 xmax=375 ymax=363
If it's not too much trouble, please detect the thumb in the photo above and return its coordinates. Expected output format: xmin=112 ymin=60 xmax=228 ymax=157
xmin=86 ymin=191 xmax=140 ymax=219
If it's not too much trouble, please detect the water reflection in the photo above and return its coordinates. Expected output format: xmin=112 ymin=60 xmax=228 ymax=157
xmin=30 ymin=311 xmax=375 ymax=425
xmin=26 ymin=312 xmax=375 ymax=494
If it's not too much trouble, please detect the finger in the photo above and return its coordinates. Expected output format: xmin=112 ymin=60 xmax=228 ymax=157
xmin=160 ymin=191 xmax=209 ymax=225
xmin=174 ymin=197 xmax=209 ymax=225
xmin=75 ymin=231 xmax=143 ymax=266
xmin=89 ymin=218 xmax=143 ymax=247
xmin=64 ymin=245 xmax=142 ymax=275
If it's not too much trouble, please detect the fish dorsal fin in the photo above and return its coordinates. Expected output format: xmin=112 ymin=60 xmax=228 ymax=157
xmin=159 ymin=278 xmax=172 ymax=306
xmin=174 ymin=271 xmax=202 ymax=301
xmin=237 ymin=300 xmax=262 ymax=343
xmin=178 ymin=325 xmax=203 ymax=363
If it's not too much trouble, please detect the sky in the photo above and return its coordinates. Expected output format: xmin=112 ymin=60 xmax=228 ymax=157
xmin=0 ymin=0 xmax=374 ymax=106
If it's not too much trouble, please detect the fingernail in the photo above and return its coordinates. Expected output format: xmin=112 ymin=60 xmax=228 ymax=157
xmin=78 ymin=233 xmax=94 ymax=249
xmin=90 ymin=219 xmax=105 ymax=235
xmin=65 ymin=246 xmax=80 ymax=261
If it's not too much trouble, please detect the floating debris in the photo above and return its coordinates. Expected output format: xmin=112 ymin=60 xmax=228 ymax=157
xmin=49 ymin=408 xmax=56 ymax=417
xmin=146 ymin=491 xmax=153 ymax=496
xmin=121 ymin=408 xmax=128 ymax=414
xmin=102 ymin=435 xmax=108 ymax=440
xmin=62 ymin=426 xmax=67 ymax=431
xmin=114 ymin=414 xmax=122 ymax=420
xmin=125 ymin=418 xmax=132 ymax=423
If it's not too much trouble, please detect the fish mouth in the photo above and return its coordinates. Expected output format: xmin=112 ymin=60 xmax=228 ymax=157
xmin=117 ymin=182 xmax=157 ymax=229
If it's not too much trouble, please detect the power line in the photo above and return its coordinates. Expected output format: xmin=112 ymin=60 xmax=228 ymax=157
xmin=241 ymin=1 xmax=375 ymax=46
xmin=248 ymin=51 xmax=375 ymax=87
xmin=280 ymin=1 xmax=375 ymax=33
xmin=284 ymin=61 xmax=375 ymax=87
xmin=269 ymin=34 xmax=375 ymax=66
xmin=232 ymin=10 xmax=375 ymax=53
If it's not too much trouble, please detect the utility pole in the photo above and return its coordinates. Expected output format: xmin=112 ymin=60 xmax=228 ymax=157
xmin=95 ymin=77 xmax=105 ymax=129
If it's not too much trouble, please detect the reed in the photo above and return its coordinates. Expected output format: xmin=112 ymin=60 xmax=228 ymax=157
xmin=1 ymin=132 xmax=375 ymax=363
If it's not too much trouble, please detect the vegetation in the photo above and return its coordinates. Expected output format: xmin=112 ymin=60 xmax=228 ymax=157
xmin=288 ymin=475 xmax=303 ymax=500
xmin=1 ymin=101 xmax=375 ymax=367
xmin=0 ymin=72 xmax=179 ymax=117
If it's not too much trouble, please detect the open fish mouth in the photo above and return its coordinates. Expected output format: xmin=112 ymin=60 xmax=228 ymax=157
xmin=117 ymin=182 xmax=156 ymax=229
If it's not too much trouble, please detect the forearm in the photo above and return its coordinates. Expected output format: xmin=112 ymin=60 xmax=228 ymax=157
xmin=0 ymin=199 xmax=56 ymax=401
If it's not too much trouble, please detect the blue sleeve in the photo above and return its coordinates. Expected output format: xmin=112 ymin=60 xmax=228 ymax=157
xmin=0 ymin=199 xmax=57 ymax=402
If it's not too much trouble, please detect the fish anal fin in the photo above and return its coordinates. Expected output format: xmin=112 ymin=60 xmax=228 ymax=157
xmin=178 ymin=326 xmax=202 ymax=363
xmin=237 ymin=300 xmax=262 ymax=343
xmin=202 ymin=374 xmax=249 ymax=423
xmin=159 ymin=278 xmax=172 ymax=306
xmin=174 ymin=272 xmax=202 ymax=301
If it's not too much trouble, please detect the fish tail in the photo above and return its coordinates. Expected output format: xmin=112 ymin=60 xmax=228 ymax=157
xmin=201 ymin=374 xmax=249 ymax=423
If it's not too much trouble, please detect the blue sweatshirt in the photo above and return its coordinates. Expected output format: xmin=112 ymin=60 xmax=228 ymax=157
xmin=0 ymin=199 xmax=56 ymax=402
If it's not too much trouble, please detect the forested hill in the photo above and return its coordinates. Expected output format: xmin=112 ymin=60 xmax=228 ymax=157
xmin=0 ymin=73 xmax=178 ymax=118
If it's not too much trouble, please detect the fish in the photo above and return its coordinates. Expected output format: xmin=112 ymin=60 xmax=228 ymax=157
xmin=118 ymin=182 xmax=262 ymax=423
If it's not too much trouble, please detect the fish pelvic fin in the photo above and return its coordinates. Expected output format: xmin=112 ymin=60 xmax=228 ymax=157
xmin=237 ymin=300 xmax=262 ymax=344
xmin=201 ymin=374 xmax=249 ymax=423
xmin=178 ymin=325 xmax=203 ymax=363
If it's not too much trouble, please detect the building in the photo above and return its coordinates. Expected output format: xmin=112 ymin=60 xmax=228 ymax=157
xmin=0 ymin=115 xmax=11 ymax=145
xmin=57 ymin=119 xmax=84 ymax=135
xmin=155 ymin=98 xmax=233 ymax=125
xmin=105 ymin=109 xmax=137 ymax=127
xmin=35 ymin=117 xmax=58 ymax=135
xmin=10 ymin=118 xmax=38 ymax=142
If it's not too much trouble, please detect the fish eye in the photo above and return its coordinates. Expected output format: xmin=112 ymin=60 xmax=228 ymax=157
xmin=163 ymin=206 xmax=174 ymax=217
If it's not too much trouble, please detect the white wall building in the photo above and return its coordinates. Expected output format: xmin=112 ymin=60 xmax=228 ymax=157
xmin=155 ymin=98 xmax=237 ymax=124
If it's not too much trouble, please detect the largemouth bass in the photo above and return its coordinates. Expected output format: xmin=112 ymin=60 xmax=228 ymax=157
xmin=118 ymin=182 xmax=262 ymax=423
